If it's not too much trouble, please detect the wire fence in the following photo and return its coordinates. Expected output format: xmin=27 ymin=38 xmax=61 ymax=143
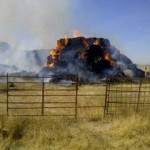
xmin=0 ymin=74 xmax=150 ymax=119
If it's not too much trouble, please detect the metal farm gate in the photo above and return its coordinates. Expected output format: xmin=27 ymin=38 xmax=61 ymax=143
xmin=0 ymin=75 xmax=79 ymax=118
xmin=0 ymin=75 xmax=150 ymax=119
xmin=104 ymin=78 xmax=150 ymax=116
xmin=0 ymin=75 xmax=106 ymax=119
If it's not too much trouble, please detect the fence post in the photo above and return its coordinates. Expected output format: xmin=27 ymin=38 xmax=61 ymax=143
xmin=75 ymin=76 xmax=78 ymax=120
xmin=104 ymin=83 xmax=108 ymax=117
xmin=6 ymin=73 xmax=9 ymax=115
xmin=104 ymin=82 xmax=111 ymax=117
xmin=41 ymin=77 xmax=45 ymax=116
xmin=136 ymin=79 xmax=142 ymax=112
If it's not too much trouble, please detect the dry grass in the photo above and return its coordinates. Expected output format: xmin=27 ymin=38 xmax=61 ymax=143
xmin=0 ymin=81 xmax=150 ymax=149
xmin=0 ymin=112 xmax=150 ymax=150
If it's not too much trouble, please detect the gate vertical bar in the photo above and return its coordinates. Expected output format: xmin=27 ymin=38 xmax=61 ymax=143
xmin=75 ymin=76 xmax=78 ymax=120
xmin=104 ymin=83 xmax=108 ymax=117
xmin=105 ymin=82 xmax=110 ymax=116
xmin=6 ymin=73 xmax=9 ymax=115
xmin=41 ymin=77 xmax=45 ymax=116
xmin=136 ymin=79 xmax=142 ymax=112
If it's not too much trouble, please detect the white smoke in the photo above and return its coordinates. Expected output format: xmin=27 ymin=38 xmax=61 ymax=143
xmin=123 ymin=69 xmax=134 ymax=78
xmin=115 ymin=61 xmax=134 ymax=78
xmin=0 ymin=0 xmax=71 ymax=50
xmin=0 ymin=0 xmax=73 ymax=73
xmin=0 ymin=43 xmax=39 ymax=73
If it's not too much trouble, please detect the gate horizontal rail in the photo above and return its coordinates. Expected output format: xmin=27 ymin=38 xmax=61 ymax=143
xmin=0 ymin=74 xmax=150 ymax=118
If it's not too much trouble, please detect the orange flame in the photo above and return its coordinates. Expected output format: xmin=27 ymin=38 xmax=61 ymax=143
xmin=73 ymin=29 xmax=81 ymax=38
xmin=103 ymin=51 xmax=114 ymax=65
xmin=45 ymin=62 xmax=55 ymax=68
xmin=45 ymin=49 xmax=60 ymax=68
xmin=45 ymin=36 xmax=114 ymax=69
xmin=49 ymin=50 xmax=56 ymax=59
xmin=64 ymin=35 xmax=69 ymax=45
xmin=82 ymin=38 xmax=89 ymax=49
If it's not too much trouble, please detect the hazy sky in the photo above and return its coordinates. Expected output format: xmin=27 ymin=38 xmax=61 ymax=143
xmin=0 ymin=0 xmax=150 ymax=64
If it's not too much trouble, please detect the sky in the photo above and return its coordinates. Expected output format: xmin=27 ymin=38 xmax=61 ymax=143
xmin=0 ymin=0 xmax=150 ymax=64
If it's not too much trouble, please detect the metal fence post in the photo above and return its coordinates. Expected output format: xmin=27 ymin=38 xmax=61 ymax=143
xmin=104 ymin=82 xmax=111 ymax=117
xmin=6 ymin=73 xmax=9 ymax=115
xmin=104 ymin=83 xmax=108 ymax=117
xmin=41 ymin=77 xmax=45 ymax=116
xmin=75 ymin=76 xmax=78 ymax=120
xmin=136 ymin=79 xmax=142 ymax=112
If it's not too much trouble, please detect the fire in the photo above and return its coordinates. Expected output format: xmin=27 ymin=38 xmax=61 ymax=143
xmin=45 ymin=49 xmax=60 ymax=68
xmin=45 ymin=62 xmax=55 ymax=68
xmin=55 ymin=41 xmax=61 ymax=50
xmin=103 ymin=51 xmax=114 ymax=65
xmin=73 ymin=29 xmax=81 ymax=38
xmin=44 ymin=36 xmax=114 ymax=70
xmin=49 ymin=50 xmax=58 ymax=59
xmin=82 ymin=37 xmax=89 ymax=49
xmin=64 ymin=35 xmax=69 ymax=45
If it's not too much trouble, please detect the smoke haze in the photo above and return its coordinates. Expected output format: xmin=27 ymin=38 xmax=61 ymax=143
xmin=0 ymin=0 xmax=71 ymax=50
xmin=0 ymin=0 xmax=149 ymax=65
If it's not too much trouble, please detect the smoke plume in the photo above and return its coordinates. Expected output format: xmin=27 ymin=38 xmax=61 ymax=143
xmin=0 ymin=0 xmax=71 ymax=50
xmin=0 ymin=42 xmax=40 ymax=73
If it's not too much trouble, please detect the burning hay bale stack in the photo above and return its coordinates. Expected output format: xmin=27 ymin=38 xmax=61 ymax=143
xmin=39 ymin=37 xmax=144 ymax=81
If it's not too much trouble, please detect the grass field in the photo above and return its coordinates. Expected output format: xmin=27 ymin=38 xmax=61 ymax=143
xmin=0 ymin=79 xmax=150 ymax=150
xmin=0 ymin=112 xmax=150 ymax=150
